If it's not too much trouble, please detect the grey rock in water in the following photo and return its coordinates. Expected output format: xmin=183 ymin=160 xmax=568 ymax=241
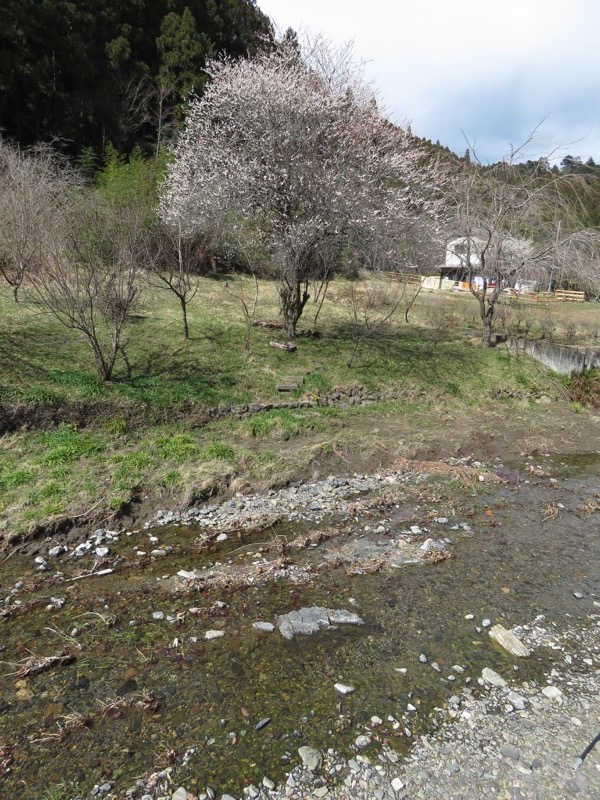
xmin=276 ymin=606 xmax=363 ymax=639
xmin=489 ymin=624 xmax=531 ymax=657
xmin=252 ymin=621 xmax=275 ymax=633
xmin=334 ymin=683 xmax=355 ymax=695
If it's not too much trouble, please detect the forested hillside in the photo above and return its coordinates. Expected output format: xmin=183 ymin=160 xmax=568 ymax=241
xmin=0 ymin=0 xmax=272 ymax=154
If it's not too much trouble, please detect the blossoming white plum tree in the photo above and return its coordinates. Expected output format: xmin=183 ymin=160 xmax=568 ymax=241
xmin=159 ymin=44 xmax=442 ymax=339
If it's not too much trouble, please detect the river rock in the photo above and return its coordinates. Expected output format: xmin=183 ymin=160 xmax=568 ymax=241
xmin=205 ymin=630 xmax=225 ymax=640
xmin=276 ymin=606 xmax=363 ymax=639
xmin=542 ymin=685 xmax=563 ymax=701
xmin=171 ymin=789 xmax=188 ymax=800
xmin=500 ymin=744 xmax=520 ymax=761
xmin=489 ymin=624 xmax=531 ymax=657
xmin=177 ymin=570 xmax=199 ymax=580
xmin=334 ymin=683 xmax=355 ymax=695
xmin=253 ymin=621 xmax=275 ymax=633
xmin=507 ymin=690 xmax=527 ymax=710
xmin=298 ymin=746 xmax=322 ymax=772
xmin=481 ymin=667 xmax=507 ymax=687
xmin=355 ymin=735 xmax=371 ymax=748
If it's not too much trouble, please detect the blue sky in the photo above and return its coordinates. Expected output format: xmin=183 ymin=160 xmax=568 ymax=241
xmin=257 ymin=0 xmax=600 ymax=164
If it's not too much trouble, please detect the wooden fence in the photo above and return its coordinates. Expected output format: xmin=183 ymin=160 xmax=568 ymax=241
xmin=554 ymin=289 xmax=586 ymax=302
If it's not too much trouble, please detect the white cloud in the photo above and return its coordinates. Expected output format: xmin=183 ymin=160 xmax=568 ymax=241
xmin=258 ymin=0 xmax=600 ymax=162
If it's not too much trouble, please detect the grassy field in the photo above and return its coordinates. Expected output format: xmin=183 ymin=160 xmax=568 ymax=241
xmin=0 ymin=277 xmax=597 ymax=540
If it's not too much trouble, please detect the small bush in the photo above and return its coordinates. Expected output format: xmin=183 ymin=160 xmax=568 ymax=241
xmin=567 ymin=370 xmax=600 ymax=409
xmin=563 ymin=320 xmax=577 ymax=344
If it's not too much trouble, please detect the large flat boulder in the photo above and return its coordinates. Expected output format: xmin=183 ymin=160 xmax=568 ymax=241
xmin=276 ymin=606 xmax=364 ymax=640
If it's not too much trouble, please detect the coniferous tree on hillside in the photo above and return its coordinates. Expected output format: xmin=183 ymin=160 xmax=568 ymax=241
xmin=0 ymin=0 xmax=272 ymax=154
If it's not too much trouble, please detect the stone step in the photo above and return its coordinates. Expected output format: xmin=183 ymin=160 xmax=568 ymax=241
xmin=276 ymin=370 xmax=311 ymax=392
xmin=276 ymin=382 xmax=301 ymax=392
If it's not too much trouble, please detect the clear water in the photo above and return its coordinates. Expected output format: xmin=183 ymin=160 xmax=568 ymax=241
xmin=0 ymin=454 xmax=598 ymax=797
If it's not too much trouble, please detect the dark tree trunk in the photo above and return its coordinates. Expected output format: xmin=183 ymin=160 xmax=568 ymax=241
xmin=280 ymin=277 xmax=310 ymax=341
xmin=179 ymin=296 xmax=189 ymax=339
xmin=481 ymin=300 xmax=494 ymax=348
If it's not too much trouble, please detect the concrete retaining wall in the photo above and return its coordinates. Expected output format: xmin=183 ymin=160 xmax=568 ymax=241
xmin=509 ymin=337 xmax=600 ymax=375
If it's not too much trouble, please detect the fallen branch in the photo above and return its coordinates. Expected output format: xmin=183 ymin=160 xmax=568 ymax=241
xmin=97 ymin=691 xmax=159 ymax=718
xmin=67 ymin=568 xmax=114 ymax=582
xmin=3 ymin=649 xmax=75 ymax=678
xmin=269 ymin=340 xmax=297 ymax=351
xmin=252 ymin=320 xmax=283 ymax=329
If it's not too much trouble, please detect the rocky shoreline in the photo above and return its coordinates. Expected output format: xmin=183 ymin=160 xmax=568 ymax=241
xmin=82 ymin=614 xmax=600 ymax=800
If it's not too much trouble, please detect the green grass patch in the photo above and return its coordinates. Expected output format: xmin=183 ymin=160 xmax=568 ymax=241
xmin=0 ymin=279 xmax=574 ymax=538
xmin=48 ymin=369 xmax=104 ymax=397
xmin=245 ymin=409 xmax=311 ymax=441
xmin=153 ymin=433 xmax=200 ymax=462
xmin=201 ymin=441 xmax=236 ymax=461
xmin=0 ymin=463 xmax=35 ymax=491
xmin=35 ymin=425 xmax=105 ymax=465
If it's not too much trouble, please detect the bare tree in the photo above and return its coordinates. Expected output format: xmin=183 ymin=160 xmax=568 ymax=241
xmin=28 ymin=197 xmax=144 ymax=382
xmin=0 ymin=139 xmax=74 ymax=302
xmin=557 ymin=228 xmax=600 ymax=299
xmin=159 ymin=43 xmax=442 ymax=341
xmin=148 ymin=222 xmax=203 ymax=339
xmin=227 ymin=273 xmax=260 ymax=353
xmin=447 ymin=135 xmax=598 ymax=346
xmin=341 ymin=267 xmax=408 ymax=368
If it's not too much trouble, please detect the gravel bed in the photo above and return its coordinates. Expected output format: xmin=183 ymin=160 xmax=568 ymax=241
xmin=84 ymin=615 xmax=600 ymax=800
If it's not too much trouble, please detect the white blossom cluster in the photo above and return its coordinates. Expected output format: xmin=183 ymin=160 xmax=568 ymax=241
xmin=158 ymin=45 xmax=441 ymax=271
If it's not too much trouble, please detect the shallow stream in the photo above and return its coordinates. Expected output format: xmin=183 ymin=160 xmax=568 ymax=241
xmin=0 ymin=453 xmax=598 ymax=797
